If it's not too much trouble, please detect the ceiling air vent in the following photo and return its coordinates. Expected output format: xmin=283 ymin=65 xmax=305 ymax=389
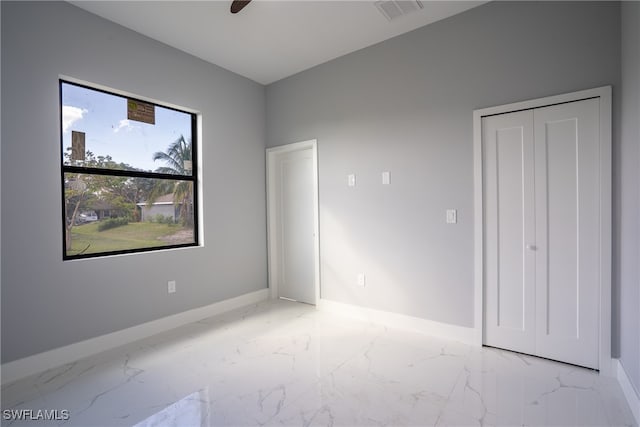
xmin=374 ymin=0 xmax=424 ymax=21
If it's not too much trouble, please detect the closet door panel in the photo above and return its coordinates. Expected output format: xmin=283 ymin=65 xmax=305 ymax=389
xmin=483 ymin=110 xmax=536 ymax=355
xmin=533 ymin=98 xmax=600 ymax=369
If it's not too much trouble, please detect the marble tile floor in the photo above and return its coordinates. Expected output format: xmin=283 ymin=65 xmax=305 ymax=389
xmin=1 ymin=299 xmax=636 ymax=427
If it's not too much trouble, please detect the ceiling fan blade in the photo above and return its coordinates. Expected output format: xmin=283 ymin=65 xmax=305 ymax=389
xmin=230 ymin=0 xmax=252 ymax=14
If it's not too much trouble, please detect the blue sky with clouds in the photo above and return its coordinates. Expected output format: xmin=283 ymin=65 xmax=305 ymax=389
xmin=61 ymin=82 xmax=192 ymax=172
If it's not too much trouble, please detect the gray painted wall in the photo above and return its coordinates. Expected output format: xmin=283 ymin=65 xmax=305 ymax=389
xmin=620 ymin=1 xmax=640 ymax=394
xmin=1 ymin=2 xmax=267 ymax=363
xmin=266 ymin=2 xmax=621 ymax=328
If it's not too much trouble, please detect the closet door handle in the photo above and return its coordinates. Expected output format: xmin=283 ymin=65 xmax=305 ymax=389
xmin=526 ymin=244 xmax=537 ymax=251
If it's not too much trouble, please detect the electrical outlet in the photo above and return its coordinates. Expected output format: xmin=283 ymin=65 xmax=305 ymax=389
xmin=357 ymin=273 xmax=366 ymax=287
xmin=168 ymin=280 xmax=176 ymax=294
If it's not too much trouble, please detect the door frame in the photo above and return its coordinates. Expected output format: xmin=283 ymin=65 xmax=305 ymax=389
xmin=472 ymin=87 xmax=612 ymax=374
xmin=266 ymin=139 xmax=320 ymax=304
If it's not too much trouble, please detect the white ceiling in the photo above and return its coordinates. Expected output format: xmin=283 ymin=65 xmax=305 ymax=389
xmin=69 ymin=1 xmax=486 ymax=85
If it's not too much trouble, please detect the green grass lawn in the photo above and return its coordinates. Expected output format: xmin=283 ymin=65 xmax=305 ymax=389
xmin=68 ymin=221 xmax=192 ymax=256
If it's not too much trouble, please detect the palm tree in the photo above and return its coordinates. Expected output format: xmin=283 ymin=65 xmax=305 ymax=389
xmin=148 ymin=135 xmax=194 ymax=226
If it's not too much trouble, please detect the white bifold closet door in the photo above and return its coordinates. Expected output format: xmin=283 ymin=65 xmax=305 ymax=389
xmin=483 ymin=98 xmax=600 ymax=369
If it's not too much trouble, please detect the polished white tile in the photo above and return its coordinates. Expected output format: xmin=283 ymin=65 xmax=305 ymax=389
xmin=2 ymin=300 xmax=636 ymax=427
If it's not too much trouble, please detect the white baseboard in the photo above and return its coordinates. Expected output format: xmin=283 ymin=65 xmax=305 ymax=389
xmin=1 ymin=288 xmax=269 ymax=386
xmin=615 ymin=358 xmax=640 ymax=426
xmin=317 ymin=298 xmax=476 ymax=345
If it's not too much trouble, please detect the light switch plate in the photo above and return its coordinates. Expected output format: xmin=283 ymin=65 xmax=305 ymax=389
xmin=348 ymin=174 xmax=356 ymax=187
xmin=382 ymin=171 xmax=390 ymax=185
xmin=446 ymin=209 xmax=457 ymax=224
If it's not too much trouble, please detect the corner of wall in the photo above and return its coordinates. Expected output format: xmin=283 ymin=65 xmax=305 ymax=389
xmin=615 ymin=359 xmax=640 ymax=426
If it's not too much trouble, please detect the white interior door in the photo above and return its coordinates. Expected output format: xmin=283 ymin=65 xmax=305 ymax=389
xmin=272 ymin=147 xmax=316 ymax=304
xmin=482 ymin=110 xmax=536 ymax=355
xmin=483 ymin=98 xmax=600 ymax=369
xmin=533 ymin=99 xmax=600 ymax=369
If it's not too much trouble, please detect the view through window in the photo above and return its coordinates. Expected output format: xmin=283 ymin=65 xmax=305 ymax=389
xmin=60 ymin=80 xmax=198 ymax=259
